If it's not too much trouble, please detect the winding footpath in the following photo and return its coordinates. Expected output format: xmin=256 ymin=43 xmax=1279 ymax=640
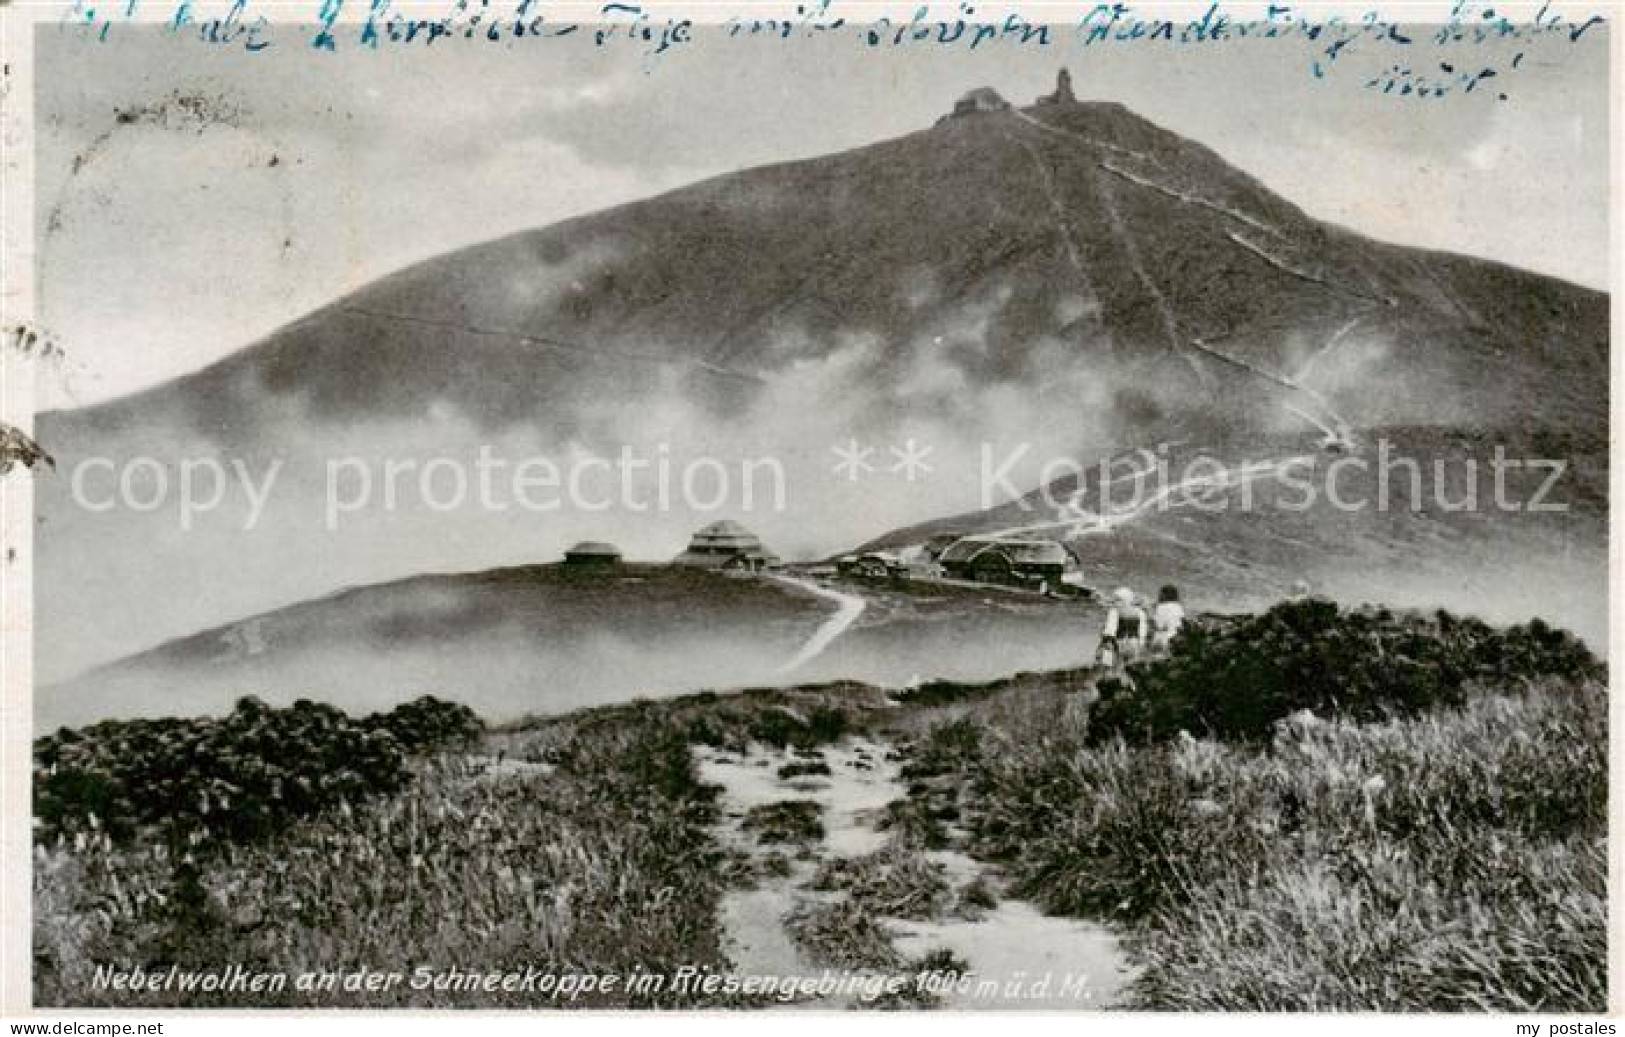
xmin=772 ymin=575 xmax=867 ymax=675
xmin=984 ymin=454 xmax=1319 ymax=541
xmin=696 ymin=737 xmax=1133 ymax=1009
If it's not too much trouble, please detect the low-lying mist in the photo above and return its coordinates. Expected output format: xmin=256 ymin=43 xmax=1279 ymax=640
xmin=37 ymin=629 xmax=798 ymax=733
xmin=35 ymin=323 xmax=1155 ymax=682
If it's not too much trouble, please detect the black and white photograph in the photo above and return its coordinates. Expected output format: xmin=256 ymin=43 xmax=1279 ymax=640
xmin=0 ymin=0 xmax=1616 ymax=1021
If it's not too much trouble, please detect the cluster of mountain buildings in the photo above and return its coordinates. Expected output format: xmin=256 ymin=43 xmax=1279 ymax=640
xmin=946 ymin=69 xmax=1077 ymax=119
xmin=837 ymin=532 xmax=1083 ymax=595
xmin=561 ymin=520 xmax=780 ymax=574
xmin=562 ymin=520 xmax=1082 ymax=595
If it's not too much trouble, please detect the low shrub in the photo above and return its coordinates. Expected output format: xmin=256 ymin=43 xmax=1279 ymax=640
xmin=34 ymin=697 xmax=406 ymax=849
xmin=745 ymin=704 xmax=848 ymax=750
xmin=364 ymin=695 xmax=484 ymax=753
xmin=804 ymin=705 xmax=849 ymax=745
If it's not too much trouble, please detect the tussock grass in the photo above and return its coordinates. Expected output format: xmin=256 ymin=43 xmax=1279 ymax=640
xmin=777 ymin=759 xmax=833 ymax=780
xmin=875 ymin=796 xmax=952 ymax=850
xmin=920 ymin=677 xmax=1608 ymax=1011
xmin=1127 ymin=687 xmax=1608 ymax=1011
xmin=808 ymin=843 xmax=953 ymax=920
xmin=782 ymin=900 xmax=901 ymax=970
xmin=954 ymin=873 xmax=1000 ymax=918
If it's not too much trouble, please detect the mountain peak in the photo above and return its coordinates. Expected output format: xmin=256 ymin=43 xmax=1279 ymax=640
xmin=943 ymin=68 xmax=1080 ymax=123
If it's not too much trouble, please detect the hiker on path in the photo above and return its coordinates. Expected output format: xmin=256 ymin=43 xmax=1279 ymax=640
xmin=1097 ymin=587 xmax=1148 ymax=670
xmin=1151 ymin=584 xmax=1187 ymax=655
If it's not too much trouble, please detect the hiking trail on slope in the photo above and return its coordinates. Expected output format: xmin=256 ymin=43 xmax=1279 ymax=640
xmin=696 ymin=736 xmax=1133 ymax=1009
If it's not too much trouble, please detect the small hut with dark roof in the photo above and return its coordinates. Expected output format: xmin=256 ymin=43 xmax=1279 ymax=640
xmin=674 ymin=520 xmax=781 ymax=573
xmin=563 ymin=541 xmax=622 ymax=567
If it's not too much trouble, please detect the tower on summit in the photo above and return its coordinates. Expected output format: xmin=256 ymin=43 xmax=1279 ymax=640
xmin=1038 ymin=68 xmax=1077 ymax=106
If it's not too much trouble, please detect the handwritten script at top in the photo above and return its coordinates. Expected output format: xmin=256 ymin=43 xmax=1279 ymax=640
xmin=55 ymin=0 xmax=1608 ymax=101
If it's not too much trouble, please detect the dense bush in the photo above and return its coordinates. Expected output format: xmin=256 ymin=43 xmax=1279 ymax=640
xmin=741 ymin=704 xmax=848 ymax=749
xmin=1091 ymin=600 xmax=1601 ymax=744
xmin=364 ymin=695 xmax=484 ymax=753
xmin=34 ymin=695 xmax=484 ymax=849
xmin=34 ymin=697 xmax=404 ymax=848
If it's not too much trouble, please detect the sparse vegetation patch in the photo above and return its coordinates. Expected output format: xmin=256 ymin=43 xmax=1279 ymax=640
xmin=741 ymin=800 xmax=826 ymax=846
xmin=777 ymin=758 xmax=833 ymax=780
xmin=783 ymin=900 xmax=901 ymax=970
xmin=808 ymin=843 xmax=953 ymax=920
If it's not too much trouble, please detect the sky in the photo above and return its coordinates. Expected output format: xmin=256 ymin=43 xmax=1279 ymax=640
xmin=30 ymin=16 xmax=1613 ymax=410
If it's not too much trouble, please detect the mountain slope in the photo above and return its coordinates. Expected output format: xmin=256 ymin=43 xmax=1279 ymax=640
xmin=46 ymin=99 xmax=1606 ymax=445
xmin=33 ymin=91 xmax=1608 ymax=680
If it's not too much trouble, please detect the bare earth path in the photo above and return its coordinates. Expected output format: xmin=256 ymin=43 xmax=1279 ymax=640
xmin=770 ymin=576 xmax=867 ymax=676
xmin=985 ymin=453 xmax=1317 ymax=541
xmin=695 ymin=736 xmax=1134 ymax=1010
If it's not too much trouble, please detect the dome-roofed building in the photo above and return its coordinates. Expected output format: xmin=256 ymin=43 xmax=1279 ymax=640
xmin=563 ymin=541 xmax=622 ymax=567
xmin=674 ymin=520 xmax=781 ymax=573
